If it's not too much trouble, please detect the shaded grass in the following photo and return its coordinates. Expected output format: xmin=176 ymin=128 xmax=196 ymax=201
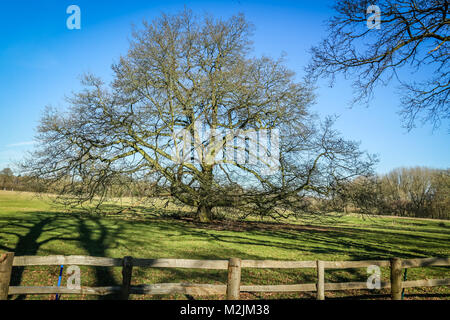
xmin=0 ymin=191 xmax=449 ymax=300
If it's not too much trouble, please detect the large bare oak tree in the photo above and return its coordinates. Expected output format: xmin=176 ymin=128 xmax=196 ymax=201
xmin=24 ymin=9 xmax=375 ymax=221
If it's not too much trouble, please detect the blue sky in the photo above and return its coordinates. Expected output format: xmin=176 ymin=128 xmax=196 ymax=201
xmin=0 ymin=0 xmax=448 ymax=174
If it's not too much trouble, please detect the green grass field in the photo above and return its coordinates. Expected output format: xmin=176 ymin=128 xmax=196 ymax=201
xmin=1 ymin=190 xmax=449 ymax=300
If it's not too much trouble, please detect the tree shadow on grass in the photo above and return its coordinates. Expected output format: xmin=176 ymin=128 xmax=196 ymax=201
xmin=127 ymin=216 xmax=449 ymax=262
xmin=0 ymin=211 xmax=125 ymax=300
xmin=76 ymin=203 xmax=450 ymax=261
xmin=0 ymin=212 xmax=82 ymax=300
xmin=76 ymin=216 xmax=124 ymax=299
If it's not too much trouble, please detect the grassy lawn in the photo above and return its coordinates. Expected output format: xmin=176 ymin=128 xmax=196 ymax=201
xmin=0 ymin=190 xmax=449 ymax=300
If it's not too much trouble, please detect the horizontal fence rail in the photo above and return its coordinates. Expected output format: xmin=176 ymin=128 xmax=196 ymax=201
xmin=8 ymin=278 xmax=450 ymax=296
xmin=2 ymin=254 xmax=449 ymax=300
xmin=13 ymin=256 xmax=450 ymax=269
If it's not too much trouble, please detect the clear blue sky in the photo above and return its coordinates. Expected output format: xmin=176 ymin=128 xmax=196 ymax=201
xmin=0 ymin=0 xmax=448 ymax=174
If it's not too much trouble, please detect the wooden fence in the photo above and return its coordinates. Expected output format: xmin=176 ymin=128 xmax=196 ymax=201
xmin=0 ymin=253 xmax=449 ymax=300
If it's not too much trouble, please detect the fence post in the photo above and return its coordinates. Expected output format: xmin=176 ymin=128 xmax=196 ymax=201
xmin=316 ymin=260 xmax=325 ymax=300
xmin=227 ymin=258 xmax=241 ymax=300
xmin=0 ymin=252 xmax=14 ymax=300
xmin=390 ymin=257 xmax=402 ymax=300
xmin=121 ymin=256 xmax=133 ymax=300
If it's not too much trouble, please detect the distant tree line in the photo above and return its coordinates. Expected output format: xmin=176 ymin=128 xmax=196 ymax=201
xmin=0 ymin=168 xmax=19 ymax=191
xmin=328 ymin=167 xmax=449 ymax=219
xmin=0 ymin=168 xmax=46 ymax=192
xmin=0 ymin=167 xmax=155 ymax=198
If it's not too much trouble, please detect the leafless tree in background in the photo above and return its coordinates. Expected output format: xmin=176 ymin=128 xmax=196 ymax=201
xmin=0 ymin=168 xmax=14 ymax=190
xmin=334 ymin=166 xmax=450 ymax=218
xmin=308 ymin=0 xmax=449 ymax=131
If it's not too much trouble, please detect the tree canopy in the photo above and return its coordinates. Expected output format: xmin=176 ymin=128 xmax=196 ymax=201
xmin=23 ymin=9 xmax=376 ymax=221
xmin=308 ymin=0 xmax=449 ymax=131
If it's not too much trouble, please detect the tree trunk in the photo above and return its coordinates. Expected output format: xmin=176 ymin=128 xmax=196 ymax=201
xmin=197 ymin=204 xmax=213 ymax=222
xmin=197 ymin=163 xmax=214 ymax=222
